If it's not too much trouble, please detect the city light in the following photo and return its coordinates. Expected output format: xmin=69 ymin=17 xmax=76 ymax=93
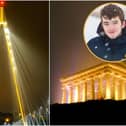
xmin=5 ymin=117 xmax=10 ymax=123
xmin=0 ymin=3 xmax=27 ymax=126
xmin=3 ymin=23 xmax=27 ymax=126
xmin=0 ymin=2 xmax=49 ymax=125
xmin=0 ymin=0 xmax=5 ymax=7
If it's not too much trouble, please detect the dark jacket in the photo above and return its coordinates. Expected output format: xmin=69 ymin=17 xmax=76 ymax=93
xmin=87 ymin=22 xmax=126 ymax=61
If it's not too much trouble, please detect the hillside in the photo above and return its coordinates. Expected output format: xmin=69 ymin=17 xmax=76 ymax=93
xmin=50 ymin=100 xmax=126 ymax=125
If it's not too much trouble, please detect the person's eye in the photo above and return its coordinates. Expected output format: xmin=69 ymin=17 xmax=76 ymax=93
xmin=113 ymin=21 xmax=118 ymax=24
xmin=103 ymin=23 xmax=109 ymax=26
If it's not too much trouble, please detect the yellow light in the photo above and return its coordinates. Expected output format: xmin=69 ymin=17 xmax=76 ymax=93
xmin=0 ymin=22 xmax=4 ymax=24
xmin=9 ymin=49 xmax=13 ymax=55
xmin=4 ymin=27 xmax=10 ymax=34
xmin=7 ymin=41 xmax=11 ymax=47
xmin=5 ymin=117 xmax=10 ymax=122
xmin=13 ymin=66 xmax=16 ymax=71
xmin=0 ymin=7 xmax=27 ymax=126
xmin=3 ymin=23 xmax=26 ymax=125
xmin=106 ymin=88 xmax=111 ymax=99
xmin=6 ymin=34 xmax=10 ymax=40
xmin=74 ymin=86 xmax=78 ymax=102
xmin=0 ymin=7 xmax=4 ymax=23
xmin=4 ymin=21 xmax=7 ymax=25
xmin=11 ymin=56 xmax=15 ymax=63
xmin=115 ymin=88 xmax=118 ymax=100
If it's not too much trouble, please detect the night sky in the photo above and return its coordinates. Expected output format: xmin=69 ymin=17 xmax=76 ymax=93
xmin=2 ymin=0 xmax=126 ymax=117
xmin=0 ymin=1 xmax=49 ymax=115
xmin=50 ymin=1 xmax=126 ymax=104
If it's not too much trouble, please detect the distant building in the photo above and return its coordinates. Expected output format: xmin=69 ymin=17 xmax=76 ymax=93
xmin=61 ymin=63 xmax=126 ymax=103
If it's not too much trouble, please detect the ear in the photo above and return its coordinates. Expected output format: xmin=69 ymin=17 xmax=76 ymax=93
xmin=122 ymin=21 xmax=125 ymax=29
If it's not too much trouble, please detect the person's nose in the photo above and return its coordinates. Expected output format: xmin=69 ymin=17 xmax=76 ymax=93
xmin=108 ymin=24 xmax=115 ymax=31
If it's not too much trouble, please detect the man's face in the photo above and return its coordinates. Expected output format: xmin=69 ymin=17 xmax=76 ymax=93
xmin=102 ymin=16 xmax=125 ymax=39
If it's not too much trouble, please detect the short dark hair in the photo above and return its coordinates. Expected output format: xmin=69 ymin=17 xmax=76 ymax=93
xmin=100 ymin=4 xmax=125 ymax=22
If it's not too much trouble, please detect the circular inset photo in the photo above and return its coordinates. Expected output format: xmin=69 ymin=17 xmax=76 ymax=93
xmin=83 ymin=2 xmax=126 ymax=62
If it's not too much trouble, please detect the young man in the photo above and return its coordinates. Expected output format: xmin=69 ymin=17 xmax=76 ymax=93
xmin=87 ymin=4 xmax=126 ymax=61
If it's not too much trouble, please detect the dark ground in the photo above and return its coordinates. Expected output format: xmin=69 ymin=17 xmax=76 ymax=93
xmin=50 ymin=100 xmax=126 ymax=125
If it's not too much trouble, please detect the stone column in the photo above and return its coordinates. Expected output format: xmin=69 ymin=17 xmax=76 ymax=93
xmin=117 ymin=77 xmax=122 ymax=100
xmin=91 ymin=77 xmax=95 ymax=100
xmin=97 ymin=75 xmax=103 ymax=100
xmin=77 ymin=83 xmax=81 ymax=102
xmin=87 ymin=78 xmax=94 ymax=100
xmin=65 ymin=86 xmax=71 ymax=103
xmin=69 ymin=86 xmax=73 ymax=103
xmin=123 ymin=82 xmax=126 ymax=100
xmin=82 ymin=81 xmax=87 ymax=102
xmin=86 ymin=79 xmax=90 ymax=100
xmin=86 ymin=80 xmax=91 ymax=100
xmin=78 ymin=80 xmax=86 ymax=102
xmin=71 ymin=86 xmax=74 ymax=103
xmin=68 ymin=86 xmax=72 ymax=103
xmin=61 ymin=87 xmax=66 ymax=103
xmin=121 ymin=79 xmax=126 ymax=100
xmin=72 ymin=85 xmax=78 ymax=103
xmin=105 ymin=73 xmax=111 ymax=99
xmin=72 ymin=86 xmax=75 ymax=102
xmin=110 ymin=74 xmax=115 ymax=100
xmin=114 ymin=77 xmax=120 ymax=100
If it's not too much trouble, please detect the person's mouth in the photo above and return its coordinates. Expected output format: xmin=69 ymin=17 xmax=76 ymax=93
xmin=108 ymin=31 xmax=115 ymax=34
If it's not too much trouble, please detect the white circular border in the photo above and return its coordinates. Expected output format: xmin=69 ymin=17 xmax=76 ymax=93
xmin=83 ymin=2 xmax=126 ymax=62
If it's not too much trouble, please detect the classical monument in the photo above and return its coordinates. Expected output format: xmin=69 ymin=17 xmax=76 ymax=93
xmin=60 ymin=63 xmax=126 ymax=103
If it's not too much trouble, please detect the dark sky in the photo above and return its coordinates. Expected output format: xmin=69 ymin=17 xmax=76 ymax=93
xmin=50 ymin=1 xmax=126 ymax=104
xmin=0 ymin=1 xmax=49 ymax=115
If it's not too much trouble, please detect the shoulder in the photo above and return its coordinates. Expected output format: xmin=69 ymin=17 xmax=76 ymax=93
xmin=86 ymin=36 xmax=107 ymax=60
xmin=87 ymin=36 xmax=102 ymax=48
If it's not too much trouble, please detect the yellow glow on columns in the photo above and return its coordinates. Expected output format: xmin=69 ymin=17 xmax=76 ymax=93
xmin=121 ymin=81 xmax=126 ymax=100
xmin=114 ymin=78 xmax=120 ymax=101
xmin=105 ymin=74 xmax=111 ymax=99
xmin=61 ymin=87 xmax=66 ymax=104
xmin=74 ymin=85 xmax=78 ymax=102
xmin=115 ymin=83 xmax=118 ymax=100
xmin=66 ymin=86 xmax=71 ymax=103
xmin=82 ymin=82 xmax=86 ymax=102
